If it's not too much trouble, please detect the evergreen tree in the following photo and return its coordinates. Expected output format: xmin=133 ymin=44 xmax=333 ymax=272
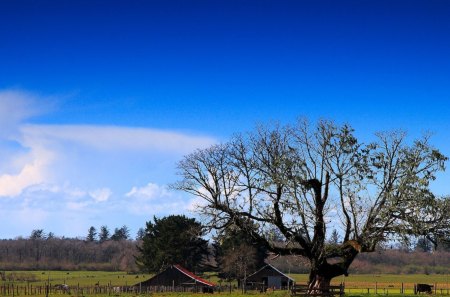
xmin=136 ymin=215 xmax=208 ymax=273
xmin=99 ymin=226 xmax=110 ymax=243
xmin=136 ymin=228 xmax=146 ymax=240
xmin=87 ymin=226 xmax=97 ymax=242
xmin=329 ymin=229 xmax=340 ymax=245
xmin=111 ymin=225 xmax=130 ymax=241
xmin=30 ymin=229 xmax=45 ymax=240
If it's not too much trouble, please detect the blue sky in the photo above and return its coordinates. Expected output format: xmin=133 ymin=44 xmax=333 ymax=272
xmin=0 ymin=0 xmax=449 ymax=239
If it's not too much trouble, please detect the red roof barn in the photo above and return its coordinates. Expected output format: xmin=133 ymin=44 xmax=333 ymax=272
xmin=134 ymin=265 xmax=215 ymax=292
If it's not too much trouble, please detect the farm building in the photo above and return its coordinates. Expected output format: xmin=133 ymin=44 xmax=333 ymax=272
xmin=245 ymin=263 xmax=295 ymax=290
xmin=134 ymin=265 xmax=215 ymax=292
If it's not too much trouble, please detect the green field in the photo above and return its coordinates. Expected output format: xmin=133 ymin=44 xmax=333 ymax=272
xmin=288 ymin=273 xmax=450 ymax=295
xmin=1 ymin=271 xmax=449 ymax=297
xmin=3 ymin=271 xmax=449 ymax=286
xmin=0 ymin=270 xmax=151 ymax=287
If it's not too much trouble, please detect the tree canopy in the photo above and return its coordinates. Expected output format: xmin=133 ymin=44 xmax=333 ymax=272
xmin=111 ymin=225 xmax=131 ymax=241
xmin=135 ymin=215 xmax=209 ymax=273
xmin=174 ymin=119 xmax=449 ymax=288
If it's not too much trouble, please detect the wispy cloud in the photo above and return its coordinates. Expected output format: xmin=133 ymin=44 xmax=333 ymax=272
xmin=126 ymin=182 xmax=170 ymax=200
xmin=0 ymin=89 xmax=216 ymax=238
xmin=89 ymin=188 xmax=112 ymax=202
xmin=21 ymin=124 xmax=216 ymax=154
xmin=0 ymin=89 xmax=217 ymax=198
xmin=0 ymin=89 xmax=49 ymax=138
xmin=0 ymin=182 xmax=113 ymax=237
xmin=125 ymin=182 xmax=194 ymax=216
xmin=0 ymin=91 xmax=55 ymax=196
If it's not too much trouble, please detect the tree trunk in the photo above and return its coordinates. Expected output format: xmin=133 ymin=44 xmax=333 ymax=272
xmin=307 ymin=260 xmax=348 ymax=292
xmin=309 ymin=273 xmax=332 ymax=292
xmin=307 ymin=240 xmax=361 ymax=291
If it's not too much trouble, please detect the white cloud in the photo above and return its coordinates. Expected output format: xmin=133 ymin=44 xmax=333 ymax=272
xmin=21 ymin=124 xmax=216 ymax=154
xmin=0 ymin=142 xmax=54 ymax=197
xmin=66 ymin=201 xmax=91 ymax=211
xmin=125 ymin=182 xmax=193 ymax=216
xmin=0 ymin=91 xmax=55 ymax=196
xmin=19 ymin=182 xmax=96 ymax=209
xmin=126 ymin=199 xmax=190 ymax=216
xmin=89 ymin=188 xmax=112 ymax=202
xmin=0 ymin=121 xmax=215 ymax=197
xmin=0 ymin=88 xmax=218 ymax=238
xmin=126 ymin=182 xmax=170 ymax=200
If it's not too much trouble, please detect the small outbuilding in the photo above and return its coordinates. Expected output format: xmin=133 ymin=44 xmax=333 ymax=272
xmin=134 ymin=265 xmax=215 ymax=292
xmin=245 ymin=263 xmax=295 ymax=290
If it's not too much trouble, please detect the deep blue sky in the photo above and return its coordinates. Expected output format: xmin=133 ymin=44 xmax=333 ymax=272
xmin=2 ymin=2 xmax=450 ymax=129
xmin=0 ymin=0 xmax=449 ymax=238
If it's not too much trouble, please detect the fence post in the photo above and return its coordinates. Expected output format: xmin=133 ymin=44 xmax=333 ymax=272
xmin=375 ymin=282 xmax=378 ymax=294
xmin=401 ymin=282 xmax=404 ymax=294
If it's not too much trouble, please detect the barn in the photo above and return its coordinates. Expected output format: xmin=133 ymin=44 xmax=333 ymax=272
xmin=245 ymin=263 xmax=294 ymax=290
xmin=134 ymin=265 xmax=215 ymax=292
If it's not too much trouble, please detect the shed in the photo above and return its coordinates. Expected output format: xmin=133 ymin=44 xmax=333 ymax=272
xmin=135 ymin=265 xmax=215 ymax=292
xmin=245 ymin=263 xmax=294 ymax=290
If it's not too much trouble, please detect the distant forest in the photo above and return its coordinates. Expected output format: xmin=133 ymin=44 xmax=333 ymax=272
xmin=0 ymin=237 xmax=138 ymax=271
xmin=0 ymin=235 xmax=449 ymax=274
xmin=267 ymin=250 xmax=450 ymax=275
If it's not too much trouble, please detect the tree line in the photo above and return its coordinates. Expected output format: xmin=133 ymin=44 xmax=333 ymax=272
xmin=0 ymin=215 xmax=449 ymax=276
xmin=0 ymin=227 xmax=139 ymax=271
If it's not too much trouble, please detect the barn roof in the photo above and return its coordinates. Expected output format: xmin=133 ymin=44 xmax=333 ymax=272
xmin=247 ymin=263 xmax=295 ymax=281
xmin=173 ymin=265 xmax=216 ymax=287
xmin=135 ymin=264 xmax=215 ymax=287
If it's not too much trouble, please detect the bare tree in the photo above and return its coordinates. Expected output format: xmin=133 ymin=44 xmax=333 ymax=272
xmin=173 ymin=119 xmax=449 ymax=289
xmin=222 ymin=243 xmax=257 ymax=293
xmin=216 ymin=224 xmax=266 ymax=282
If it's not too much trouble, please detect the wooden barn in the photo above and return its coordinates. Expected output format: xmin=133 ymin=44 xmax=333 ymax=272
xmin=134 ymin=265 xmax=215 ymax=292
xmin=245 ymin=263 xmax=294 ymax=290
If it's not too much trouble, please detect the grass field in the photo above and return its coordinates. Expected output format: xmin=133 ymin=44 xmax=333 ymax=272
xmin=289 ymin=273 xmax=450 ymax=295
xmin=1 ymin=271 xmax=449 ymax=297
xmin=0 ymin=270 xmax=151 ymax=287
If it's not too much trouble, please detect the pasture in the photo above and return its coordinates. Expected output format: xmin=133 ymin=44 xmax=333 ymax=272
xmin=0 ymin=271 xmax=449 ymax=297
xmin=0 ymin=271 xmax=151 ymax=287
xmin=291 ymin=274 xmax=450 ymax=295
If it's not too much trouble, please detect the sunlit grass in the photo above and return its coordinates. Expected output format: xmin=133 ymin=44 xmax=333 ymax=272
xmin=1 ymin=271 xmax=449 ymax=297
xmin=0 ymin=270 xmax=151 ymax=286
